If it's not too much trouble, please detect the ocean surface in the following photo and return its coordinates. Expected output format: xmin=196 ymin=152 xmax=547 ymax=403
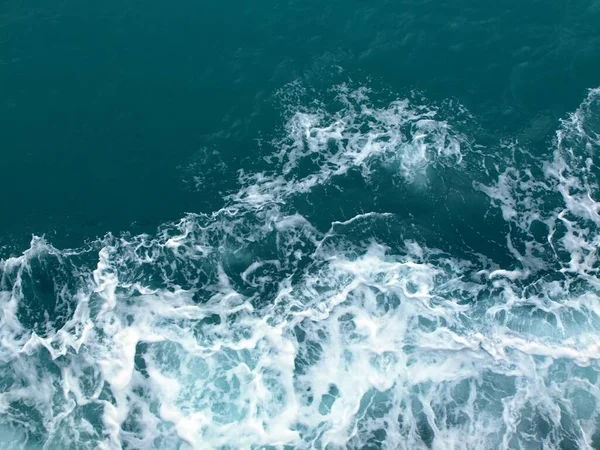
xmin=1 ymin=1 xmax=600 ymax=448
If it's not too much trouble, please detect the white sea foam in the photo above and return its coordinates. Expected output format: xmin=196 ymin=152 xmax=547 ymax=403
xmin=233 ymin=84 xmax=466 ymax=208
xmin=1 ymin=85 xmax=600 ymax=449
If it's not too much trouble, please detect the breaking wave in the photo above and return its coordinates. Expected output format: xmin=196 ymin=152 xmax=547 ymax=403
xmin=1 ymin=84 xmax=600 ymax=449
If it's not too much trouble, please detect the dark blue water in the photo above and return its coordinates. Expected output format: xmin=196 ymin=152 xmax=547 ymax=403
xmin=2 ymin=0 xmax=599 ymax=249
xmin=1 ymin=1 xmax=600 ymax=448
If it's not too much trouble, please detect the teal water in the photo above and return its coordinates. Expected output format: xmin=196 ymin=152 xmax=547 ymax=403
xmin=1 ymin=1 xmax=600 ymax=449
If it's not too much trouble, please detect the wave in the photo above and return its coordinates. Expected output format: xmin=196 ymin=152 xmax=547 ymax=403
xmin=1 ymin=84 xmax=599 ymax=449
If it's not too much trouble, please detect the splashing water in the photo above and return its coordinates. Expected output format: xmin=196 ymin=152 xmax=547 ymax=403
xmin=1 ymin=84 xmax=600 ymax=449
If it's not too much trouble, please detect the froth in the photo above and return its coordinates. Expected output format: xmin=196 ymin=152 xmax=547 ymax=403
xmin=1 ymin=85 xmax=600 ymax=449
xmin=233 ymin=84 xmax=467 ymax=209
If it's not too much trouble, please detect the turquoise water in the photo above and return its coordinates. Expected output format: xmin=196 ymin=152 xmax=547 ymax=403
xmin=1 ymin=1 xmax=600 ymax=449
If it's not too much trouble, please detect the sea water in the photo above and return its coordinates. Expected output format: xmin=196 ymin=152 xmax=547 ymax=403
xmin=1 ymin=1 xmax=600 ymax=449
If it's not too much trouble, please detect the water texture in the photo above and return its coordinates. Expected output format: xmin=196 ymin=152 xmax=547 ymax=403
xmin=1 ymin=1 xmax=600 ymax=449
